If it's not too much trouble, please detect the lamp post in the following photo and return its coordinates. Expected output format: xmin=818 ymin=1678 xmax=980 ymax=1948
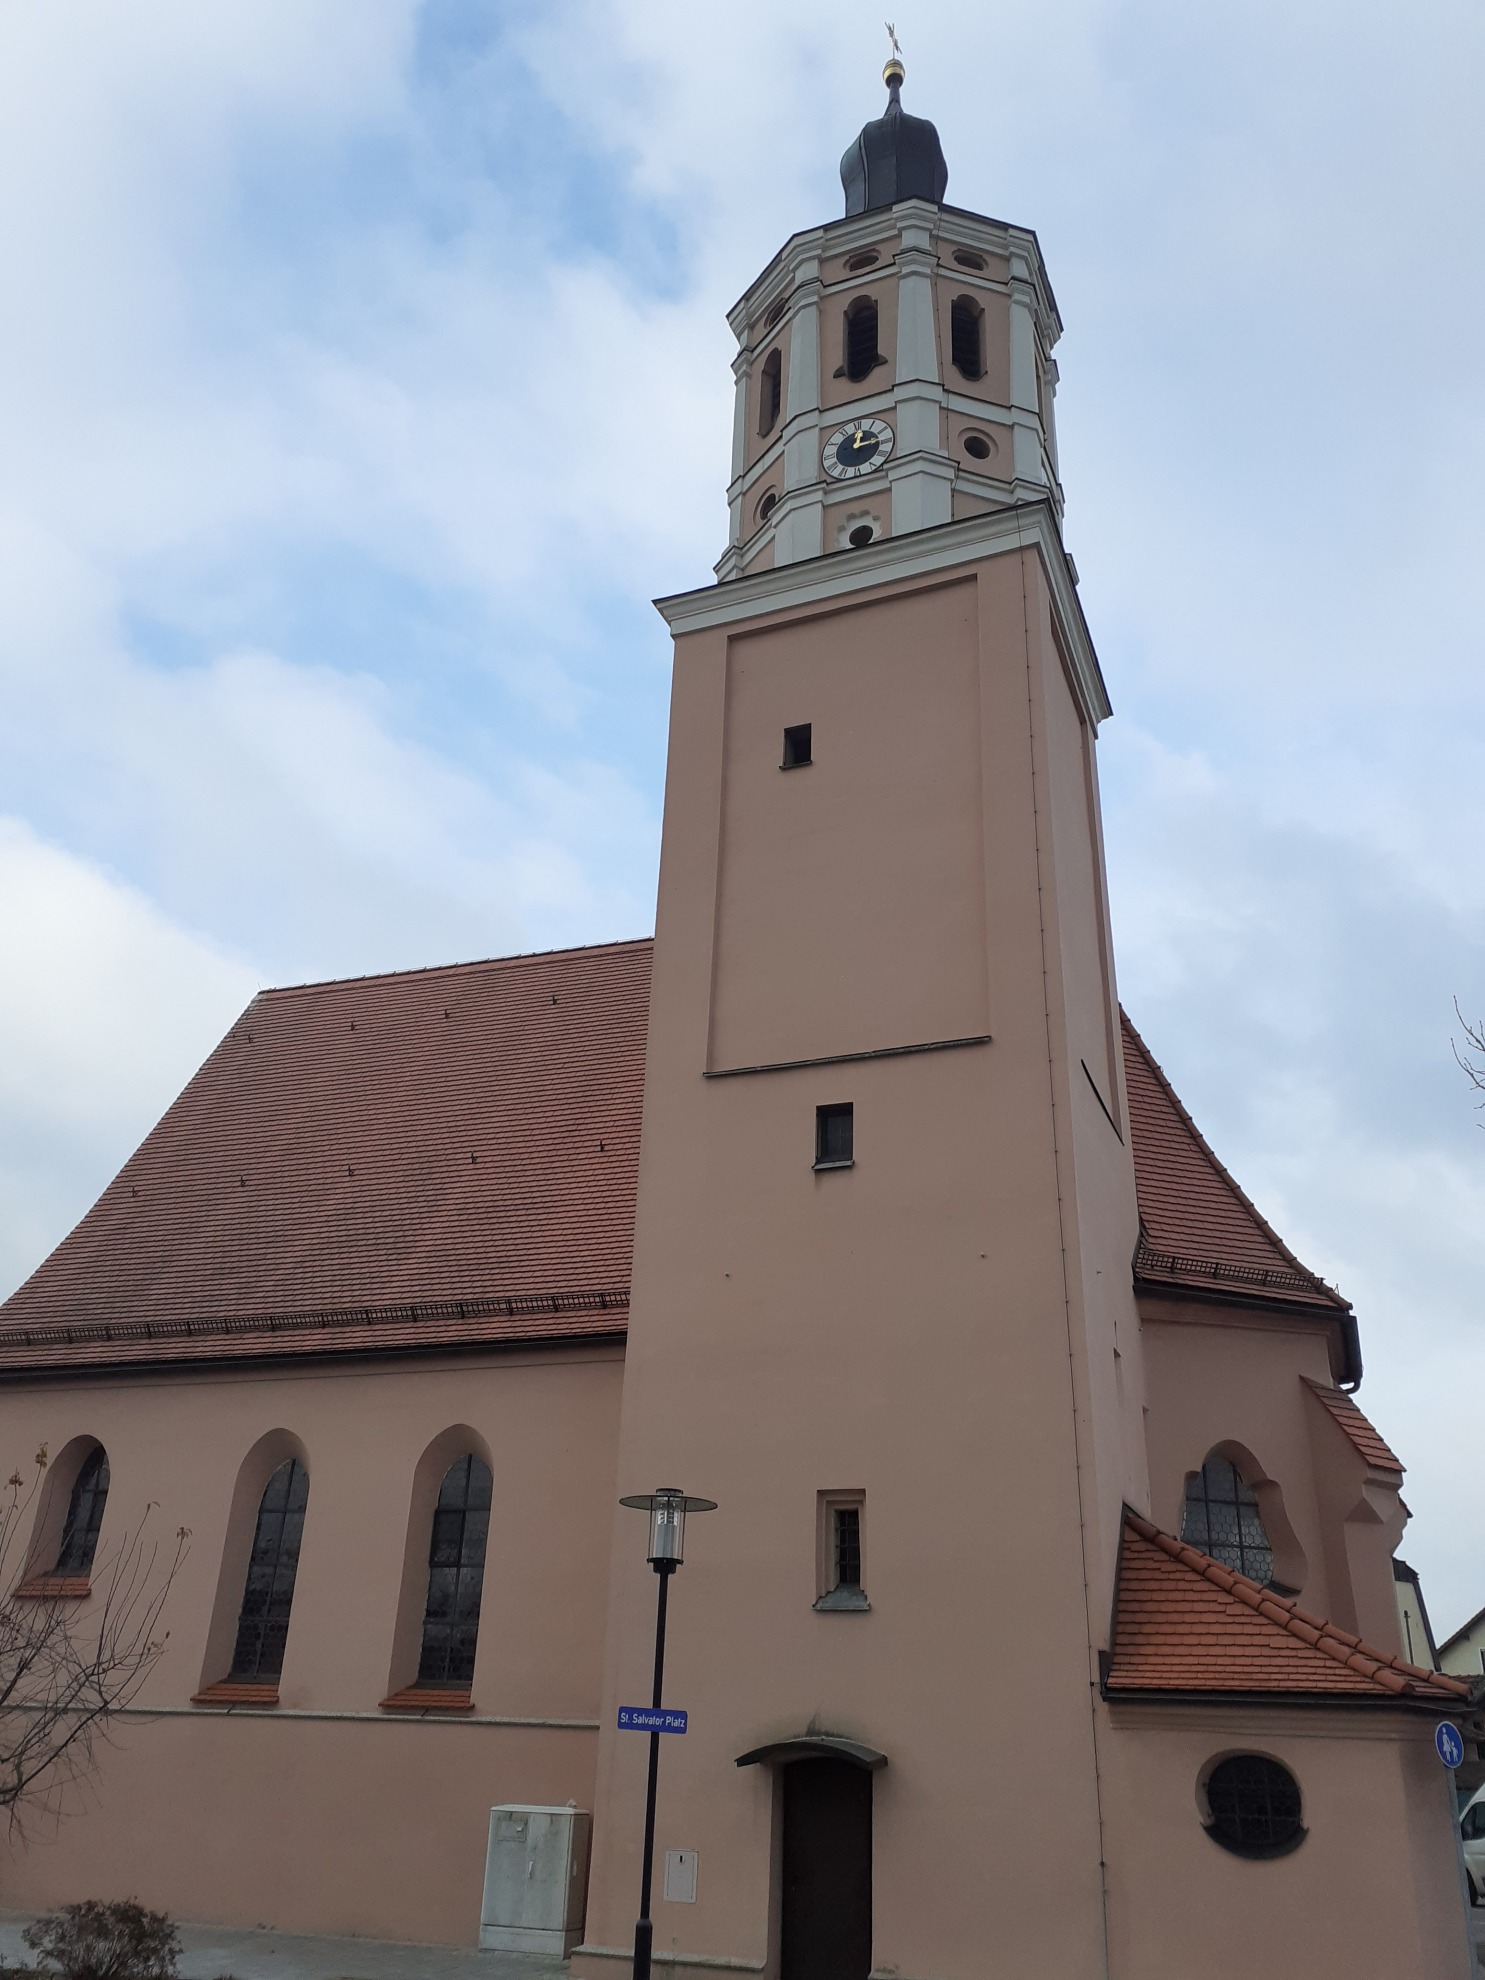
xmin=618 ymin=1486 xmax=717 ymax=1980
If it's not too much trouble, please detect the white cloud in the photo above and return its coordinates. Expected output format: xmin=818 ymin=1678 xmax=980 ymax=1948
xmin=0 ymin=821 xmax=260 ymax=1297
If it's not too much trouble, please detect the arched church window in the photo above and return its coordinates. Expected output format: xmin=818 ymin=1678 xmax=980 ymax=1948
xmin=843 ymin=297 xmax=881 ymax=382
xmin=416 ymin=1454 xmax=493 ymax=1688
xmin=55 ymin=1446 xmax=109 ymax=1576
xmin=1181 ymin=1454 xmax=1273 ymax=1584
xmin=951 ymin=296 xmax=984 ymax=380
xmin=759 ymin=349 xmax=782 ymax=436
xmin=229 ymin=1458 xmax=309 ymax=1683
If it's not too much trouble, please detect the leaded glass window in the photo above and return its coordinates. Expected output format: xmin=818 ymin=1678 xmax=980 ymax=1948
xmin=55 ymin=1447 xmax=109 ymax=1575
xmin=416 ymin=1454 xmax=492 ymax=1688
xmin=1181 ymin=1455 xmax=1273 ymax=1584
xmin=230 ymin=1458 xmax=309 ymax=1682
xmin=1205 ymin=1754 xmax=1304 ymax=1857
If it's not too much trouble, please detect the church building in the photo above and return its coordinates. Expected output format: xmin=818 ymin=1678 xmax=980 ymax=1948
xmin=0 ymin=59 xmax=1476 ymax=1980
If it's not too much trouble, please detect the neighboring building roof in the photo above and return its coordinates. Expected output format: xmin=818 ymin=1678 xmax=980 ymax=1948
xmin=1302 ymin=1377 xmax=1403 ymax=1473
xmin=0 ymin=942 xmax=1363 ymax=1379
xmin=1107 ymin=1511 xmax=1470 ymax=1704
xmin=1121 ymin=1013 xmax=1350 ymax=1317
xmin=1439 ymin=1603 xmax=1485 ymax=1664
xmin=0 ymin=941 xmax=651 ymax=1372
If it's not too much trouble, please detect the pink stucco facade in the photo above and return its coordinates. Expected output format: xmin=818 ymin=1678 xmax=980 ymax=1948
xmin=0 ymin=73 xmax=1473 ymax=1980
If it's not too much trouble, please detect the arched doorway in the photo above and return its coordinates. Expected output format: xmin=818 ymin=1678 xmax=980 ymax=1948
xmin=781 ymin=1757 xmax=872 ymax=1980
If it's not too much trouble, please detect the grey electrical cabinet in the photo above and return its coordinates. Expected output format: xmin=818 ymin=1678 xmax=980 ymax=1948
xmin=479 ymin=1803 xmax=592 ymax=1955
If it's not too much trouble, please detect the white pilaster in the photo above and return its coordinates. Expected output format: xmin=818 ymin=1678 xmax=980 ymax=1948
xmin=726 ymin=347 xmax=751 ymax=551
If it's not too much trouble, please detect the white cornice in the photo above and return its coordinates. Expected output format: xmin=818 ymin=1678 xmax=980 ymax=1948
xmin=729 ymin=202 xmax=1060 ymax=350
xmin=655 ymin=504 xmax=1111 ymax=728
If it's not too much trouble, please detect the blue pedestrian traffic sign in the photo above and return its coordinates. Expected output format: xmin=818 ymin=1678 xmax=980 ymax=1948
xmin=619 ymin=1706 xmax=688 ymax=1734
xmin=1436 ymin=1721 xmax=1464 ymax=1769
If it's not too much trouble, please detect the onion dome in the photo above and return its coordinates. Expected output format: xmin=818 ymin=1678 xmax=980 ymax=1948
xmin=839 ymin=58 xmax=949 ymax=217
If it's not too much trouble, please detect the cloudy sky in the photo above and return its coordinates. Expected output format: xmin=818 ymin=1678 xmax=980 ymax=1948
xmin=1 ymin=0 xmax=1482 ymax=1630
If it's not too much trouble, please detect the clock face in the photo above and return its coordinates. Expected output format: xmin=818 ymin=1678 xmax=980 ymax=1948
xmin=822 ymin=417 xmax=894 ymax=481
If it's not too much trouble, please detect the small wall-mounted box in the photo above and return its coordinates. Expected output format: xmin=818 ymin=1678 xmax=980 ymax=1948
xmin=479 ymin=1803 xmax=592 ymax=1955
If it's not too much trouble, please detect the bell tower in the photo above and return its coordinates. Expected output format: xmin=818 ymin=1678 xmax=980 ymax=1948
xmin=577 ymin=59 xmax=1147 ymax=1980
xmin=716 ymin=59 xmax=1064 ymax=579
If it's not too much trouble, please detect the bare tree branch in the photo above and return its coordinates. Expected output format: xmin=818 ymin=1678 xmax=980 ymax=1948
xmin=1454 ymin=999 xmax=1485 ymax=1120
xmin=0 ymin=1454 xmax=187 ymax=1833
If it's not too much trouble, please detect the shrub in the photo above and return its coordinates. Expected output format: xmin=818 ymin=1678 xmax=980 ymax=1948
xmin=22 ymin=1901 xmax=180 ymax=1980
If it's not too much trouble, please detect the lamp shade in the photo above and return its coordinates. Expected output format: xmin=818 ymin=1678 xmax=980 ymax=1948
xmin=620 ymin=1487 xmax=718 ymax=1565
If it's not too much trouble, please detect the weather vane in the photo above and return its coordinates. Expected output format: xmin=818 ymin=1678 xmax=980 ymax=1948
xmin=884 ymin=21 xmax=905 ymax=86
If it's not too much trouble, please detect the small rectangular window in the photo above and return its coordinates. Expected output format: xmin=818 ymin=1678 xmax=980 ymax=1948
xmin=815 ymin=1490 xmax=868 ymax=1610
xmin=833 ymin=1507 xmax=862 ymax=1590
xmin=814 ymin=1102 xmax=853 ymax=1169
xmin=781 ymin=723 xmax=812 ymax=769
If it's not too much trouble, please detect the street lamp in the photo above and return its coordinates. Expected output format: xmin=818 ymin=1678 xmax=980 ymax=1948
xmin=618 ymin=1486 xmax=717 ymax=1980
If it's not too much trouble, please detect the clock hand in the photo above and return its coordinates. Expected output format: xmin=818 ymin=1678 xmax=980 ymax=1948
xmin=852 ymin=430 xmax=871 ymax=449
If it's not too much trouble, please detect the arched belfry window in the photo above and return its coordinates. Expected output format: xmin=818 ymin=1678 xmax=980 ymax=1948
xmin=229 ymin=1458 xmax=309 ymax=1683
xmin=951 ymin=296 xmax=984 ymax=380
xmin=843 ymin=297 xmax=881 ymax=383
xmin=55 ymin=1447 xmax=109 ymax=1576
xmin=1182 ymin=1454 xmax=1273 ymax=1585
xmin=417 ymin=1454 xmax=492 ymax=1688
xmin=759 ymin=349 xmax=782 ymax=436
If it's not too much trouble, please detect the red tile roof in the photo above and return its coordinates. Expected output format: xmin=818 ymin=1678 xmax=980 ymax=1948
xmin=0 ymin=941 xmax=1358 ymax=1378
xmin=1302 ymin=1378 xmax=1403 ymax=1473
xmin=1108 ymin=1512 xmax=1468 ymax=1702
xmin=1121 ymin=1013 xmax=1348 ymax=1315
xmin=0 ymin=941 xmax=650 ymax=1372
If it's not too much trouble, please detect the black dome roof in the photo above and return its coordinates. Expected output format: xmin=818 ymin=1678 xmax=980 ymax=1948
xmin=839 ymin=68 xmax=948 ymax=216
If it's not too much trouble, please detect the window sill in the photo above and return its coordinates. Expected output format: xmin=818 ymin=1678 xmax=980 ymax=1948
xmin=191 ymin=1681 xmax=280 ymax=1708
xmin=13 ymin=1575 xmax=90 ymax=1600
xmin=379 ymin=1687 xmax=475 ymax=1715
xmin=813 ymin=1586 xmax=870 ymax=1613
xmin=812 ymin=1159 xmax=854 ymax=1173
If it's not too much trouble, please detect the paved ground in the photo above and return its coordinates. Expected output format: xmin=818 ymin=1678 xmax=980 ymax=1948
xmin=0 ymin=1914 xmax=569 ymax=1980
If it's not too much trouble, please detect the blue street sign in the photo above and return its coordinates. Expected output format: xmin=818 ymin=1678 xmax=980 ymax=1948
xmin=1436 ymin=1722 xmax=1464 ymax=1769
xmin=619 ymin=1706 xmax=688 ymax=1734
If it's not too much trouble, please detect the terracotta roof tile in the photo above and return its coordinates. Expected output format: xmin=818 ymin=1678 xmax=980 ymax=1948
xmin=1107 ymin=1511 xmax=1467 ymax=1702
xmin=1120 ymin=1013 xmax=1347 ymax=1313
xmin=1301 ymin=1378 xmax=1403 ymax=1473
xmin=0 ymin=941 xmax=650 ymax=1371
xmin=0 ymin=944 xmax=1362 ymax=1379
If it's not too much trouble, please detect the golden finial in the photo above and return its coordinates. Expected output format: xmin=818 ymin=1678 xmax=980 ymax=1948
xmin=883 ymin=22 xmax=905 ymax=89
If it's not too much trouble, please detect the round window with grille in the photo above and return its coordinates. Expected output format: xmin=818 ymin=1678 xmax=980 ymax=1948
xmin=1203 ymin=1754 xmax=1305 ymax=1858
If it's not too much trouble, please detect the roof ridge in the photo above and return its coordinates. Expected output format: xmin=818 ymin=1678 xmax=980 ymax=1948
xmin=1118 ymin=1010 xmax=1348 ymax=1311
xmin=259 ymin=936 xmax=655 ymax=1000
xmin=1122 ymin=1510 xmax=1468 ymax=1701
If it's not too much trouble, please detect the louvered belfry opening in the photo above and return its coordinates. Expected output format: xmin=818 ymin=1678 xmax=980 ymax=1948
xmin=759 ymin=349 xmax=782 ymax=435
xmin=950 ymin=296 xmax=983 ymax=380
xmin=844 ymin=298 xmax=880 ymax=383
xmin=416 ymin=1453 xmax=493 ymax=1687
xmin=230 ymin=1457 xmax=310 ymax=1681
xmin=1180 ymin=1454 xmax=1273 ymax=1585
xmin=55 ymin=1446 xmax=109 ymax=1576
